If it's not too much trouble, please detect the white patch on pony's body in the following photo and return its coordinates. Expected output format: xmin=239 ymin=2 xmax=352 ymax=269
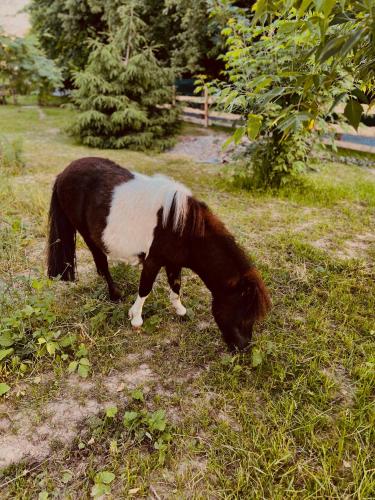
xmin=102 ymin=173 xmax=191 ymax=264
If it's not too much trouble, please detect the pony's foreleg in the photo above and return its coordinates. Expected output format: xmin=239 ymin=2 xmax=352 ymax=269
xmin=166 ymin=266 xmax=186 ymax=316
xmin=129 ymin=258 xmax=161 ymax=328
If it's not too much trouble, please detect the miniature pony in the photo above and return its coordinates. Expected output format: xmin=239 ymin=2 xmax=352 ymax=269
xmin=47 ymin=157 xmax=270 ymax=350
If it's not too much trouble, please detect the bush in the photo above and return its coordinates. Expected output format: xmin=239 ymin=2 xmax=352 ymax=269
xmin=211 ymin=1 xmax=375 ymax=189
xmin=71 ymin=3 xmax=179 ymax=151
xmin=230 ymin=133 xmax=311 ymax=189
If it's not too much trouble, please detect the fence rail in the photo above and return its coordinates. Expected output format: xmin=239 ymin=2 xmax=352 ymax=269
xmin=174 ymin=91 xmax=375 ymax=154
xmin=176 ymin=89 xmax=242 ymax=128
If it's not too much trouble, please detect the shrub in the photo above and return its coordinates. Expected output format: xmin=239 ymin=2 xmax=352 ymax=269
xmin=210 ymin=1 xmax=375 ymax=189
xmin=71 ymin=2 xmax=179 ymax=151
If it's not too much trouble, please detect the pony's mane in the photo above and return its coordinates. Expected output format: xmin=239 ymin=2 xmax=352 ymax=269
xmin=136 ymin=173 xmax=192 ymax=232
xmin=184 ymin=201 xmax=271 ymax=320
xmin=202 ymin=206 xmax=251 ymax=272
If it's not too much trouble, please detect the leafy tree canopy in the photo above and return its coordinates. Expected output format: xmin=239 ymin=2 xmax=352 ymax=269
xmin=0 ymin=32 xmax=63 ymax=104
xmin=29 ymin=0 xmax=228 ymax=84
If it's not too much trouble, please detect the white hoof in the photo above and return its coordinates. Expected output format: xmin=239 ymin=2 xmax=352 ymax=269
xmin=129 ymin=306 xmax=143 ymax=328
xmin=175 ymin=304 xmax=187 ymax=316
xmin=169 ymin=291 xmax=187 ymax=317
xmin=131 ymin=316 xmax=143 ymax=328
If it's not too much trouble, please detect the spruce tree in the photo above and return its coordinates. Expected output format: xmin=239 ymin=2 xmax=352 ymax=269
xmin=71 ymin=2 xmax=179 ymax=150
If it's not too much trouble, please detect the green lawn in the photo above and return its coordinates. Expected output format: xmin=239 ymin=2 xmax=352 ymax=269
xmin=0 ymin=104 xmax=374 ymax=499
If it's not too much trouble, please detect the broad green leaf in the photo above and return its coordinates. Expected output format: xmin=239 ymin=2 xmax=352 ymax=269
xmin=344 ymin=99 xmax=363 ymax=130
xmin=340 ymin=29 xmax=365 ymax=58
xmin=233 ymin=126 xmax=245 ymax=145
xmin=46 ymin=341 xmax=58 ymax=355
xmin=278 ymin=112 xmax=311 ymax=132
xmin=148 ymin=410 xmax=167 ymax=432
xmin=0 ymin=348 xmax=14 ymax=362
xmin=68 ymin=361 xmax=78 ymax=373
xmin=250 ymin=75 xmax=272 ymax=93
xmin=0 ymin=383 xmax=10 ymax=396
xmin=298 ymin=0 xmax=313 ymax=18
xmin=76 ymin=343 xmax=88 ymax=357
xmin=61 ymin=470 xmax=73 ymax=484
xmin=317 ymin=0 xmax=336 ymax=17
xmin=251 ymin=348 xmax=263 ymax=368
xmin=105 ymin=406 xmax=118 ymax=418
xmin=95 ymin=471 xmax=115 ymax=484
xmin=23 ymin=305 xmax=35 ymax=317
xmin=31 ymin=279 xmax=44 ymax=290
xmin=79 ymin=357 xmax=91 ymax=366
xmin=123 ymin=411 xmax=139 ymax=427
xmin=60 ymin=334 xmax=77 ymax=347
xmin=260 ymin=87 xmax=287 ymax=106
xmin=318 ymin=37 xmax=346 ymax=63
xmin=38 ymin=492 xmax=49 ymax=500
xmin=0 ymin=332 xmax=14 ymax=347
xmin=131 ymin=389 xmax=144 ymax=401
xmin=91 ymin=483 xmax=110 ymax=498
xmin=247 ymin=114 xmax=263 ymax=140
xmin=77 ymin=363 xmax=90 ymax=378
xmin=221 ymin=134 xmax=234 ymax=151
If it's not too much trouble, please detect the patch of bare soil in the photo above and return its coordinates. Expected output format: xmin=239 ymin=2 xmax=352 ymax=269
xmin=168 ymin=130 xmax=249 ymax=164
xmin=321 ymin=365 xmax=356 ymax=407
xmin=311 ymin=232 xmax=375 ymax=260
xmin=0 ymin=341 xmax=207 ymax=471
xmin=0 ymin=363 xmax=155 ymax=469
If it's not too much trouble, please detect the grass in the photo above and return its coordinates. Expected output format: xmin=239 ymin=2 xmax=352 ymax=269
xmin=0 ymin=103 xmax=374 ymax=499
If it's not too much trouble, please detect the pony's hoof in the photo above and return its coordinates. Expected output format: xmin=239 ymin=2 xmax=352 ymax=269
xmin=109 ymin=287 xmax=122 ymax=302
xmin=128 ymin=307 xmax=143 ymax=328
xmin=175 ymin=304 xmax=187 ymax=316
xmin=130 ymin=317 xmax=143 ymax=328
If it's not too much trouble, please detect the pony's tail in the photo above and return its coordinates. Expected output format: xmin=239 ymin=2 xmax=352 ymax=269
xmin=47 ymin=182 xmax=76 ymax=281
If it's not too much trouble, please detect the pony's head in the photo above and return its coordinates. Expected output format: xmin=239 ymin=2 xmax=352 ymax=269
xmin=212 ymin=268 xmax=271 ymax=351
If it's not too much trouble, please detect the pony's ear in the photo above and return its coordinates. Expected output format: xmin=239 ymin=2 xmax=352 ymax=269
xmin=238 ymin=268 xmax=271 ymax=321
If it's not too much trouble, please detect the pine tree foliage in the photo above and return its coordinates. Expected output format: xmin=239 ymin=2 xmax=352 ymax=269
xmin=71 ymin=3 xmax=179 ymax=150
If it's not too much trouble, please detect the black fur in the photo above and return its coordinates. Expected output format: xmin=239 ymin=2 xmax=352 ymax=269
xmin=47 ymin=183 xmax=76 ymax=281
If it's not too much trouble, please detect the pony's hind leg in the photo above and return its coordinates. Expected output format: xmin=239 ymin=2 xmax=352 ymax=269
xmin=166 ymin=265 xmax=186 ymax=316
xmin=83 ymin=236 xmax=121 ymax=301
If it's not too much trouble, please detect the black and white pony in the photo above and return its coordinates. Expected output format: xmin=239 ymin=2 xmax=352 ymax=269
xmin=47 ymin=157 xmax=270 ymax=350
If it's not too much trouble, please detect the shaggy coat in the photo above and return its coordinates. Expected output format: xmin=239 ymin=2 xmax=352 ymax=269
xmin=47 ymin=157 xmax=270 ymax=350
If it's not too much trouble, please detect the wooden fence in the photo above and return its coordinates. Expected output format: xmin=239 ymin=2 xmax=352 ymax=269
xmin=174 ymin=88 xmax=242 ymax=128
xmin=174 ymin=91 xmax=375 ymax=154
